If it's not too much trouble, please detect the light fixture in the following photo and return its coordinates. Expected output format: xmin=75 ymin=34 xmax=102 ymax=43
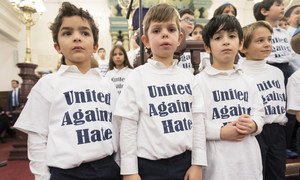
xmin=10 ymin=0 xmax=45 ymax=63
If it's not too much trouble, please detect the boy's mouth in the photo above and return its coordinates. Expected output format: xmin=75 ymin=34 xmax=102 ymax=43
xmin=161 ymin=42 xmax=171 ymax=47
xmin=222 ymin=48 xmax=232 ymax=53
xmin=72 ymin=46 xmax=84 ymax=50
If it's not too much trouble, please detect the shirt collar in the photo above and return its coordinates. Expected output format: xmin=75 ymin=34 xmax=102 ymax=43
xmin=113 ymin=67 xmax=127 ymax=72
xmin=242 ymin=59 xmax=267 ymax=69
xmin=57 ymin=65 xmax=103 ymax=77
xmin=204 ymin=65 xmax=242 ymax=76
xmin=148 ymin=59 xmax=179 ymax=69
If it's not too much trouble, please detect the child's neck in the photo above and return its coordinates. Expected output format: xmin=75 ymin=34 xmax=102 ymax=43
xmin=153 ymin=56 xmax=173 ymax=67
xmin=77 ymin=65 xmax=90 ymax=74
xmin=212 ymin=62 xmax=234 ymax=70
xmin=265 ymin=17 xmax=278 ymax=27
xmin=245 ymin=56 xmax=264 ymax=61
xmin=115 ymin=65 xmax=124 ymax=70
xmin=67 ymin=62 xmax=90 ymax=74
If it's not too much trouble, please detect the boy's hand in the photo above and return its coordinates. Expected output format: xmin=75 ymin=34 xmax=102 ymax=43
xmin=184 ymin=165 xmax=202 ymax=180
xmin=220 ymin=121 xmax=246 ymax=141
xmin=123 ymin=174 xmax=141 ymax=180
xmin=236 ymin=114 xmax=257 ymax=135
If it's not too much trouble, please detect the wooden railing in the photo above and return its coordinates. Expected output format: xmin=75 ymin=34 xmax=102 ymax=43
xmin=174 ymin=39 xmax=207 ymax=75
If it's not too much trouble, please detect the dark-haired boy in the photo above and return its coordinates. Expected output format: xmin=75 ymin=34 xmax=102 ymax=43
xmin=14 ymin=2 xmax=120 ymax=179
xmin=196 ymin=15 xmax=264 ymax=180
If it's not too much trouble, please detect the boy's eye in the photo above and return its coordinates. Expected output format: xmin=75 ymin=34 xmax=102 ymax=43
xmin=257 ymin=38 xmax=264 ymax=43
xmin=62 ymin=31 xmax=71 ymax=36
xmin=214 ymin=36 xmax=221 ymax=40
xmin=169 ymin=27 xmax=177 ymax=33
xmin=152 ymin=29 xmax=160 ymax=33
xmin=268 ymin=37 xmax=272 ymax=43
xmin=229 ymin=34 xmax=236 ymax=39
xmin=82 ymin=31 xmax=90 ymax=36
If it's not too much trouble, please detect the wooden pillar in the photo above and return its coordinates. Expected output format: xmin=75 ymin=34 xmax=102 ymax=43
xmin=17 ymin=62 xmax=38 ymax=104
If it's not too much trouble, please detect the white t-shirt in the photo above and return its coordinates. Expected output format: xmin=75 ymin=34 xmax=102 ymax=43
xmin=240 ymin=60 xmax=287 ymax=125
xmin=287 ymin=26 xmax=296 ymax=37
xmin=114 ymin=59 xmax=207 ymax=174
xmin=195 ymin=66 xmax=264 ymax=180
xmin=287 ymin=70 xmax=300 ymax=114
xmin=14 ymin=65 xmax=119 ymax=169
xmin=105 ymin=67 xmax=133 ymax=94
xmin=199 ymin=52 xmax=211 ymax=72
xmin=286 ymin=26 xmax=300 ymax=71
xmin=98 ymin=59 xmax=109 ymax=76
xmin=178 ymin=52 xmax=194 ymax=73
xmin=266 ymin=27 xmax=294 ymax=64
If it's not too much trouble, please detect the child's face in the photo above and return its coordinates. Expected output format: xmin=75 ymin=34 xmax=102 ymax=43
xmin=265 ymin=1 xmax=285 ymax=21
xmin=180 ymin=14 xmax=195 ymax=36
xmin=241 ymin=27 xmax=272 ymax=61
xmin=278 ymin=20 xmax=288 ymax=29
xmin=54 ymin=16 xmax=98 ymax=68
xmin=112 ymin=48 xmax=125 ymax=69
xmin=288 ymin=7 xmax=300 ymax=27
xmin=205 ymin=30 xmax=241 ymax=69
xmin=98 ymin=49 xmax=106 ymax=60
xmin=142 ymin=19 xmax=183 ymax=63
xmin=222 ymin=6 xmax=236 ymax=16
xmin=192 ymin=26 xmax=203 ymax=41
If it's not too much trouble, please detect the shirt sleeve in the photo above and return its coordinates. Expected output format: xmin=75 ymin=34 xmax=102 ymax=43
xmin=27 ymin=132 xmax=50 ymax=180
xmin=109 ymin=80 xmax=121 ymax=165
xmin=120 ymin=118 xmax=138 ymax=175
xmin=14 ymin=89 xmax=49 ymax=135
xmin=114 ymin=72 xmax=140 ymax=121
xmin=192 ymin=113 xmax=207 ymax=166
xmin=191 ymin=80 xmax=207 ymax=166
xmin=287 ymin=73 xmax=300 ymax=114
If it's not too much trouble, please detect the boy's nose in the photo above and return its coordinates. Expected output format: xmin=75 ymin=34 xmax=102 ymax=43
xmin=265 ymin=41 xmax=272 ymax=47
xmin=161 ymin=29 xmax=169 ymax=38
xmin=223 ymin=38 xmax=230 ymax=45
xmin=73 ymin=32 xmax=82 ymax=42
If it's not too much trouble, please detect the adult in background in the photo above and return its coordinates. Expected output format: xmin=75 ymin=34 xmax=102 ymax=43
xmin=7 ymin=80 xmax=21 ymax=112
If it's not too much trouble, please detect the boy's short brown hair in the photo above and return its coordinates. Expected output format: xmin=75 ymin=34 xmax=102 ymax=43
xmin=49 ymin=2 xmax=99 ymax=46
xmin=240 ymin=21 xmax=273 ymax=57
xmin=143 ymin=3 xmax=180 ymax=36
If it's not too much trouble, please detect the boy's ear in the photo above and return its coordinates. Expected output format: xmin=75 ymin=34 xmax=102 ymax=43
xmin=240 ymin=47 xmax=247 ymax=55
xmin=239 ymin=40 xmax=244 ymax=51
xmin=54 ymin=43 xmax=62 ymax=54
xmin=141 ymin=34 xmax=149 ymax=48
xmin=261 ymin=8 xmax=269 ymax=17
xmin=93 ymin=44 xmax=99 ymax=53
xmin=204 ymin=44 xmax=211 ymax=54
xmin=178 ymin=31 xmax=183 ymax=46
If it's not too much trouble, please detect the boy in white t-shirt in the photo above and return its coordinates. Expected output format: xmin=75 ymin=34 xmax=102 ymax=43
xmin=239 ymin=21 xmax=287 ymax=180
xmin=287 ymin=70 xmax=300 ymax=122
xmin=13 ymin=2 xmax=120 ymax=179
xmin=196 ymin=15 xmax=264 ymax=180
xmin=254 ymin=0 xmax=298 ymax=159
xmin=284 ymin=5 xmax=300 ymax=71
xmin=114 ymin=3 xmax=207 ymax=180
xmin=97 ymin=47 xmax=109 ymax=76
xmin=178 ymin=9 xmax=196 ymax=74
xmin=287 ymin=30 xmax=300 ymax=155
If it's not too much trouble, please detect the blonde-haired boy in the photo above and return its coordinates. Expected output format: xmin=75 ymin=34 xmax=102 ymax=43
xmin=240 ymin=20 xmax=287 ymax=180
